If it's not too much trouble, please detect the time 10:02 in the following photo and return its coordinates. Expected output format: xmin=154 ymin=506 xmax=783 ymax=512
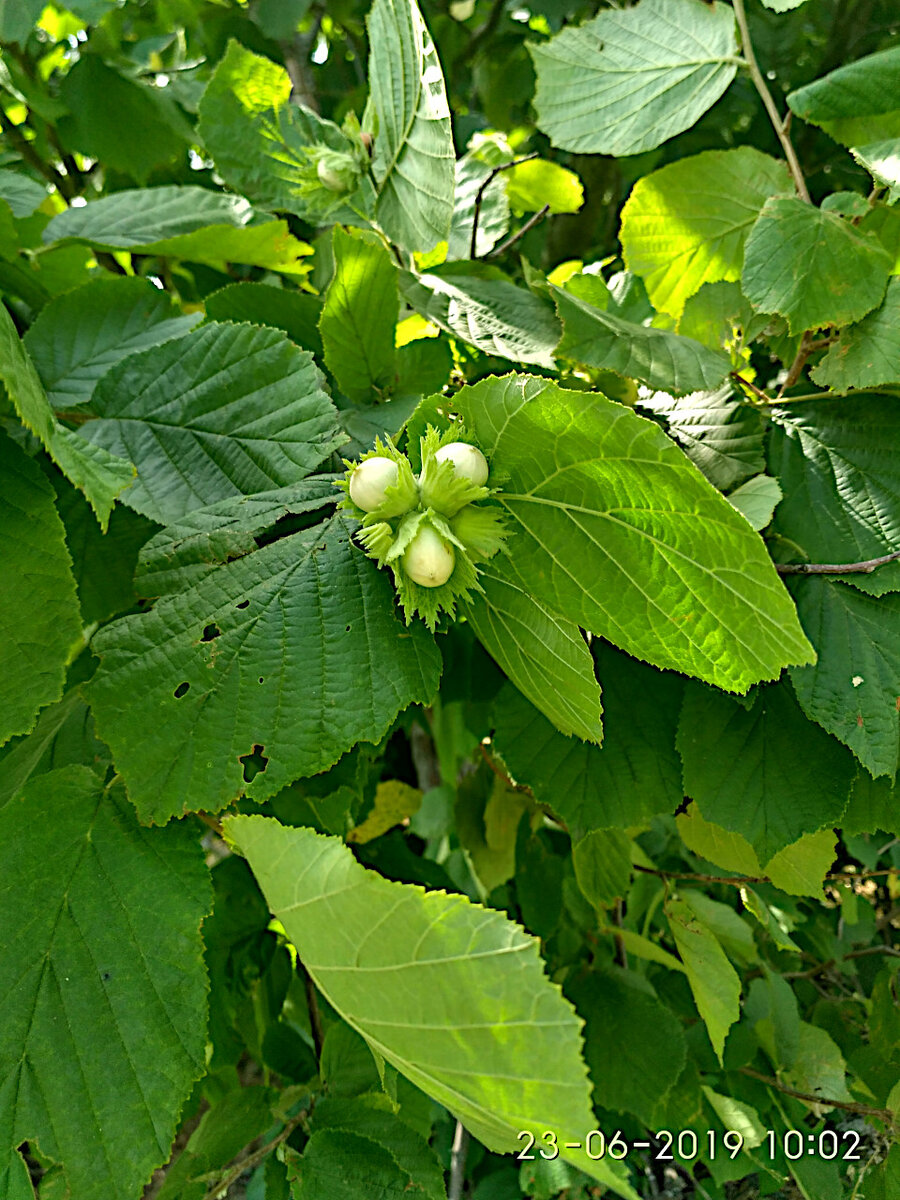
xmin=766 ymin=1130 xmax=862 ymax=1161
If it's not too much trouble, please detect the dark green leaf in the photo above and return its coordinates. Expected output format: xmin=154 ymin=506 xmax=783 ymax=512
xmin=205 ymin=282 xmax=324 ymax=358
xmin=787 ymin=46 xmax=900 ymax=146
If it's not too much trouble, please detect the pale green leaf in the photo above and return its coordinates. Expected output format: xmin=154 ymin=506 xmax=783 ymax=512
xmin=639 ymin=383 xmax=766 ymax=491
xmin=783 ymin=1023 xmax=853 ymax=1108
xmin=787 ymin=578 xmax=900 ymax=779
xmin=811 ymin=277 xmax=900 ymax=391
xmin=0 ymin=434 xmax=81 ymax=746
xmin=88 ymin=510 xmax=442 ymax=822
xmin=320 ymin=227 xmax=398 ymax=401
xmin=681 ymin=891 xmax=757 ymax=965
xmin=0 ymin=766 xmax=211 ymax=1200
xmin=787 ymin=47 xmax=900 ymax=147
xmin=620 ymin=148 xmax=791 ymax=319
xmin=677 ymin=681 xmax=855 ymax=861
xmin=347 ymin=780 xmax=422 ymax=844
xmin=366 ymin=0 xmax=455 ymax=251
xmin=700 ymin=1089 xmax=764 ymax=1149
xmin=553 ymin=284 xmax=732 ymax=395
xmin=24 ymin=277 xmax=200 ymax=409
xmin=742 ymin=196 xmax=892 ymax=333
xmin=491 ymin=644 xmax=683 ymax=838
xmin=505 ymin=158 xmax=583 ymax=215
xmin=400 ymin=270 xmax=560 ymax=367
xmin=608 ymin=929 xmax=686 ymax=974
xmin=665 ymin=896 xmax=741 ymax=1064
xmin=727 ymin=474 xmax=783 ymax=531
xmin=677 ymin=280 xmax=770 ymax=350
xmin=0 ymin=168 xmax=46 ymax=217
xmin=852 ymin=141 xmax=900 ymax=204
xmin=0 ymin=300 xmax=133 ymax=529
xmin=225 ymin=816 xmax=638 ymax=1198
xmin=568 ymin=971 xmax=686 ymax=1126
xmin=764 ymin=828 xmax=837 ymax=897
xmin=770 ymin=397 xmax=900 ymax=596
xmin=43 ymin=186 xmax=311 ymax=272
xmin=676 ymin=807 xmax=761 ymax=878
xmin=79 ymin=322 xmax=344 ymax=525
xmin=454 ymin=374 xmax=813 ymax=691
xmin=529 ymin=0 xmax=738 ymax=156
xmin=463 ymin=558 xmax=603 ymax=744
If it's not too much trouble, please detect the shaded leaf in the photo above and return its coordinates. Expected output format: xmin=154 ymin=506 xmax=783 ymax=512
xmin=677 ymin=680 xmax=855 ymax=861
xmin=787 ymin=46 xmax=900 ymax=147
xmin=204 ymin=283 xmax=323 ymax=359
xmin=79 ymin=322 xmax=343 ymax=525
xmin=0 ymin=434 xmax=81 ymax=745
xmin=529 ymin=0 xmax=738 ymax=156
xmin=0 ymin=766 xmax=211 ymax=1200
xmin=665 ymin=896 xmax=741 ymax=1064
xmin=812 ymin=277 xmax=900 ymax=391
xmin=88 ymin=511 xmax=442 ymax=822
xmin=492 ymin=644 xmax=683 ymax=838
xmin=742 ymin=197 xmax=892 ymax=333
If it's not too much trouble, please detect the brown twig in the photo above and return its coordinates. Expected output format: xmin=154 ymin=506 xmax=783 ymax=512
xmin=738 ymin=1067 xmax=895 ymax=1126
xmin=732 ymin=0 xmax=811 ymax=203
xmin=779 ymin=331 xmax=814 ymax=396
xmin=198 ymin=1109 xmax=308 ymax=1200
xmin=775 ymin=549 xmax=900 ymax=575
xmin=730 ymin=371 xmax=772 ymax=404
xmin=633 ymin=864 xmax=769 ymax=887
xmin=469 ymin=152 xmax=538 ymax=259
xmin=488 ymin=203 xmax=551 ymax=258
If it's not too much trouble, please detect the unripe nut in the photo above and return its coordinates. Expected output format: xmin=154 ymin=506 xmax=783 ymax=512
xmin=402 ymin=526 xmax=455 ymax=588
xmin=349 ymin=457 xmax=399 ymax=512
xmin=434 ymin=441 xmax=489 ymax=486
xmin=317 ymin=158 xmax=352 ymax=193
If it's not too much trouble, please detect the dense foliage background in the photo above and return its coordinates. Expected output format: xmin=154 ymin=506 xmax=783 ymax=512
xmin=2 ymin=0 xmax=900 ymax=1197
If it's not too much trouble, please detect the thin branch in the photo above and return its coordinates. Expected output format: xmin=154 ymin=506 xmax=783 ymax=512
xmin=730 ymin=371 xmax=772 ymax=404
xmin=732 ymin=0 xmax=810 ymax=203
xmin=0 ymin=106 xmax=73 ymax=198
xmin=448 ymin=1121 xmax=470 ymax=1200
xmin=739 ymin=1067 xmax=895 ymax=1125
xmin=633 ymin=864 xmax=769 ymax=887
xmin=469 ymin=151 xmax=538 ymax=259
xmin=775 ymin=549 xmax=900 ymax=576
xmin=198 ymin=1109 xmax=308 ymax=1200
xmin=488 ymin=203 xmax=550 ymax=258
xmin=778 ymin=330 xmax=814 ymax=396
xmin=302 ymin=964 xmax=325 ymax=1063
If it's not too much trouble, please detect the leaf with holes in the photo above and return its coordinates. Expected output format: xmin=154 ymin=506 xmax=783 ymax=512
xmin=225 ymin=816 xmax=639 ymax=1199
xmin=0 ymin=766 xmax=211 ymax=1200
xmin=87 ymin=510 xmax=441 ymax=823
xmin=77 ymin=322 xmax=344 ymax=526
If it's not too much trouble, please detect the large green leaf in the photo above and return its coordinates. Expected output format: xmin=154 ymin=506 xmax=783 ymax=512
xmin=529 ymin=0 xmax=738 ymax=156
xmin=0 ymin=302 xmax=133 ymax=528
xmin=24 ymin=277 xmax=200 ymax=409
xmin=57 ymin=57 xmax=189 ymax=183
xmin=454 ymin=374 xmax=813 ymax=691
xmin=320 ymin=227 xmax=398 ymax=401
xmin=567 ymin=971 xmax=686 ymax=1126
xmin=639 ymin=383 xmax=766 ymax=491
xmin=43 ymin=186 xmax=311 ymax=272
xmin=677 ymin=681 xmax=855 ymax=861
xmin=0 ymin=766 xmax=211 ymax=1200
xmin=665 ymin=897 xmax=741 ymax=1065
xmin=400 ymin=270 xmax=560 ymax=368
xmin=78 ymin=321 xmax=343 ymax=525
xmin=0 ymin=434 xmax=81 ymax=746
xmin=464 ymin=559 xmax=603 ymax=744
xmin=620 ymin=148 xmax=791 ymax=319
xmin=366 ymin=0 xmax=455 ymax=252
xmin=225 ymin=816 xmax=638 ymax=1199
xmin=811 ymin=277 xmax=900 ymax=391
xmin=491 ymin=644 xmax=684 ymax=838
xmin=769 ymin=397 xmax=900 ymax=595
xmin=787 ymin=46 xmax=900 ymax=147
xmin=787 ymin=579 xmax=900 ymax=779
xmin=553 ymin=283 xmax=731 ymax=395
xmin=88 ymin=509 xmax=442 ymax=822
xmin=742 ymin=197 xmax=892 ymax=333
